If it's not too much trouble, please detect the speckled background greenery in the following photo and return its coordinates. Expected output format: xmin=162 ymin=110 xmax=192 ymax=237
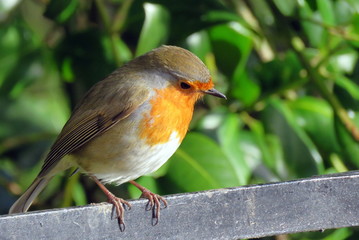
xmin=1 ymin=1 xmax=359 ymax=239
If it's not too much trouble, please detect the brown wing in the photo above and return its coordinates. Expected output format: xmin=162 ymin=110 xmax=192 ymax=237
xmin=38 ymin=77 xmax=150 ymax=177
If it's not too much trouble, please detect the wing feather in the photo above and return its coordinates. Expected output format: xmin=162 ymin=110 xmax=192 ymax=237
xmin=38 ymin=76 xmax=150 ymax=177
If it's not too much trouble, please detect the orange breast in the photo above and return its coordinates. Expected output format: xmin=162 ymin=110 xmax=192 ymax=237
xmin=139 ymin=85 xmax=200 ymax=146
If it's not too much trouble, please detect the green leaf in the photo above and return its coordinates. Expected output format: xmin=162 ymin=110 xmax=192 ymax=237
xmin=62 ymin=172 xmax=87 ymax=207
xmin=348 ymin=13 xmax=359 ymax=47
xmin=334 ymin=0 xmax=355 ymax=25
xmin=265 ymin=134 xmax=287 ymax=179
xmin=186 ymin=31 xmax=212 ymax=62
xmin=202 ymin=10 xmax=242 ymax=22
xmin=336 ymin=76 xmax=359 ymax=100
xmin=318 ymin=0 xmax=336 ymax=25
xmin=44 ymin=0 xmax=78 ymax=23
xmin=238 ymin=130 xmax=281 ymax=182
xmin=299 ymin=0 xmax=325 ymax=47
xmin=322 ymin=228 xmax=352 ymax=240
xmin=273 ymin=0 xmax=297 ymax=16
xmin=0 ymin=26 xmax=21 ymax=86
xmin=246 ymin=116 xmax=284 ymax=180
xmin=55 ymin=29 xmax=116 ymax=89
xmin=334 ymin=75 xmax=359 ymax=112
xmin=262 ymin=98 xmax=324 ymax=178
xmin=334 ymin=113 xmax=359 ymax=167
xmin=217 ymin=114 xmax=250 ymax=185
xmin=249 ymin=0 xmax=274 ymax=25
xmin=0 ymin=50 xmax=41 ymax=98
xmin=289 ymin=97 xmax=341 ymax=155
xmin=72 ymin=181 xmax=87 ymax=206
xmin=291 ymin=228 xmax=352 ymax=240
xmin=255 ymin=51 xmax=302 ymax=95
xmin=135 ymin=3 xmax=170 ymax=56
xmin=138 ymin=0 xmax=228 ymax=43
xmin=102 ymin=36 xmax=133 ymax=64
xmin=208 ymin=23 xmax=259 ymax=105
xmin=167 ymin=132 xmax=240 ymax=192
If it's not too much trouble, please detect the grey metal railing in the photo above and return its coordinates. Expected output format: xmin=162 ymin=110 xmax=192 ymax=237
xmin=1 ymin=171 xmax=359 ymax=239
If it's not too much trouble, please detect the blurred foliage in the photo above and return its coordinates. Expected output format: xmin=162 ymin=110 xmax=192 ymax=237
xmin=1 ymin=0 xmax=359 ymax=239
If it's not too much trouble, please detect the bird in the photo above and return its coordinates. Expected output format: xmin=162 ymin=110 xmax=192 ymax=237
xmin=9 ymin=45 xmax=226 ymax=230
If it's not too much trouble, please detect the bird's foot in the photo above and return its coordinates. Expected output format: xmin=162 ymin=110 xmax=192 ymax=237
xmin=129 ymin=180 xmax=168 ymax=225
xmin=91 ymin=176 xmax=131 ymax=231
xmin=106 ymin=192 xmax=131 ymax=231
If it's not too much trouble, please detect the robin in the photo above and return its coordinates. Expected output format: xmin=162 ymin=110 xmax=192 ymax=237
xmin=9 ymin=45 xmax=226 ymax=230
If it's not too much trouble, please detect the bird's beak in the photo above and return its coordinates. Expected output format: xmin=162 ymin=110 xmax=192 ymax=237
xmin=203 ymin=88 xmax=227 ymax=99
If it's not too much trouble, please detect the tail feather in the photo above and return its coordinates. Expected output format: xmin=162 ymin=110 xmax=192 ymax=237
xmin=9 ymin=177 xmax=52 ymax=214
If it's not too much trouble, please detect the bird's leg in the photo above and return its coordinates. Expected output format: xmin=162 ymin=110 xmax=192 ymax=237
xmin=129 ymin=180 xmax=168 ymax=225
xmin=91 ymin=176 xmax=131 ymax=231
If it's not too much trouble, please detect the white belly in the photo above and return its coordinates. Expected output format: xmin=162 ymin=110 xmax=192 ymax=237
xmin=93 ymin=131 xmax=180 ymax=185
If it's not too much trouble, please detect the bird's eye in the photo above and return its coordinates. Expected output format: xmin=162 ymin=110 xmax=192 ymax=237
xmin=180 ymin=82 xmax=191 ymax=89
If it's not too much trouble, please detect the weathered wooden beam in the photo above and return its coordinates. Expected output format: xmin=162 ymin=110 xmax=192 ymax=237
xmin=2 ymin=172 xmax=359 ymax=239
